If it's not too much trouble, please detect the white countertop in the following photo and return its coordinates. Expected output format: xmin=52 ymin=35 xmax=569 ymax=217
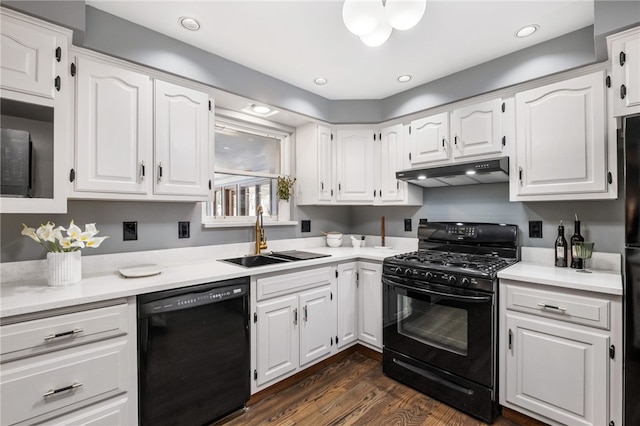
xmin=0 ymin=238 xmax=409 ymax=319
xmin=498 ymin=247 xmax=623 ymax=295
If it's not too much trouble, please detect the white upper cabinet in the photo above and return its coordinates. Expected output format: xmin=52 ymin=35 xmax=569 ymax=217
xmin=336 ymin=129 xmax=375 ymax=203
xmin=1 ymin=11 xmax=60 ymax=99
xmin=408 ymin=98 xmax=509 ymax=169
xmin=511 ymin=70 xmax=616 ymax=201
xmin=295 ymin=123 xmax=335 ymax=205
xmin=0 ymin=8 xmax=71 ymax=214
xmin=74 ymin=55 xmax=152 ymax=195
xmin=409 ymin=112 xmax=450 ymax=165
xmin=451 ymin=98 xmax=506 ymax=160
xmin=608 ymin=26 xmax=640 ymax=116
xmin=317 ymin=125 xmax=334 ymax=202
xmin=71 ymin=52 xmax=213 ymax=201
xmin=375 ymin=124 xmax=422 ymax=205
xmin=154 ymin=80 xmax=211 ymax=197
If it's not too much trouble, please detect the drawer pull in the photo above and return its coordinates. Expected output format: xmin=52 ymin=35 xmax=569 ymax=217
xmin=43 ymin=382 xmax=83 ymax=398
xmin=537 ymin=302 xmax=567 ymax=312
xmin=44 ymin=328 xmax=84 ymax=341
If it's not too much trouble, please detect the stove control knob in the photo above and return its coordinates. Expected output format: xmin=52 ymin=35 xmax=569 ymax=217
xmin=393 ymin=267 xmax=403 ymax=275
xmin=425 ymin=271 xmax=434 ymax=281
xmin=460 ymin=277 xmax=471 ymax=286
xmin=447 ymin=275 xmax=457 ymax=285
xmin=404 ymin=269 xmax=414 ymax=277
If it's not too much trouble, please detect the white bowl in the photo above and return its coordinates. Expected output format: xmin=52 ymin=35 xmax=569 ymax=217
xmin=326 ymin=238 xmax=342 ymax=248
xmin=326 ymin=232 xmax=343 ymax=239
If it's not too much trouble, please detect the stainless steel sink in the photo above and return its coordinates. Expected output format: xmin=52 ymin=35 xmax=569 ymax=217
xmin=219 ymin=250 xmax=330 ymax=268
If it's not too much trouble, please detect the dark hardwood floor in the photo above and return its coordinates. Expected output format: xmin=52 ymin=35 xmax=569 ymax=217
xmin=222 ymin=350 xmax=531 ymax=426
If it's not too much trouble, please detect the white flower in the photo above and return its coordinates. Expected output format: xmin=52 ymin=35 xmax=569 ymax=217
xmin=85 ymin=236 xmax=108 ymax=248
xmin=84 ymin=223 xmax=99 ymax=236
xmin=36 ymin=222 xmax=57 ymax=242
xmin=78 ymin=231 xmax=95 ymax=242
xmin=21 ymin=224 xmax=39 ymax=242
xmin=59 ymin=237 xmax=85 ymax=250
xmin=66 ymin=220 xmax=82 ymax=240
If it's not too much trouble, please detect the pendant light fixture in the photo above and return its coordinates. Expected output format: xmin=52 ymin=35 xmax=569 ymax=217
xmin=343 ymin=0 xmax=426 ymax=46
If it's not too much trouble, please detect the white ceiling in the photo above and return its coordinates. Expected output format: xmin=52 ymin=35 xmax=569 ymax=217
xmin=86 ymin=0 xmax=593 ymax=101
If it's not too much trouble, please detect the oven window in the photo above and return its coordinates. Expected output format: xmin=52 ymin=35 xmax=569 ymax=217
xmin=397 ymin=294 xmax=468 ymax=356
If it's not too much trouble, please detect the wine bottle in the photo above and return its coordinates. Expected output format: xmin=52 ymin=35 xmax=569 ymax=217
xmin=570 ymin=214 xmax=584 ymax=269
xmin=555 ymin=220 xmax=568 ymax=267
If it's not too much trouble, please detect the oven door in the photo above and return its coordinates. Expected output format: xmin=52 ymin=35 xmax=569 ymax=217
xmin=383 ymin=274 xmax=494 ymax=387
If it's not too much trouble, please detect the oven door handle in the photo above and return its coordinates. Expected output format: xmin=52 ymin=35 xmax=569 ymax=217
xmin=383 ymin=277 xmax=492 ymax=303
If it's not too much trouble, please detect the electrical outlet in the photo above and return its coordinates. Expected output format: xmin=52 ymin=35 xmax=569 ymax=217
xmin=178 ymin=221 xmax=190 ymax=239
xmin=301 ymin=220 xmax=311 ymax=233
xmin=529 ymin=220 xmax=543 ymax=238
xmin=123 ymin=222 xmax=138 ymax=241
xmin=404 ymin=218 xmax=412 ymax=232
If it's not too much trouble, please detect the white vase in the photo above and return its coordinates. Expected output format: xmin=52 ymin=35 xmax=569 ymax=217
xmin=47 ymin=251 xmax=82 ymax=286
xmin=278 ymin=199 xmax=290 ymax=221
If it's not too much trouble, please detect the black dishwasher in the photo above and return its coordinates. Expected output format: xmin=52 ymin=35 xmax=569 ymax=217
xmin=137 ymin=277 xmax=250 ymax=426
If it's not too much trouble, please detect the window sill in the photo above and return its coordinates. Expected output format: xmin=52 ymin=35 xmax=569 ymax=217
xmin=202 ymin=220 xmax=298 ymax=229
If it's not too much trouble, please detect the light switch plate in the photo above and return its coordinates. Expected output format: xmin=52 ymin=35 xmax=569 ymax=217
xmin=178 ymin=221 xmax=190 ymax=239
xmin=123 ymin=222 xmax=138 ymax=241
xmin=529 ymin=221 xmax=543 ymax=238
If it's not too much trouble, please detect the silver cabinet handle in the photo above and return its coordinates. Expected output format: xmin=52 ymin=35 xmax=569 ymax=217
xmin=508 ymin=329 xmax=513 ymax=351
xmin=43 ymin=382 xmax=83 ymax=398
xmin=537 ymin=302 xmax=567 ymax=312
xmin=303 ymin=305 xmax=308 ymax=322
xmin=293 ymin=308 xmax=298 ymax=325
xmin=140 ymin=161 xmax=146 ymax=181
xmin=44 ymin=328 xmax=83 ymax=341
xmin=158 ymin=161 xmax=163 ymax=183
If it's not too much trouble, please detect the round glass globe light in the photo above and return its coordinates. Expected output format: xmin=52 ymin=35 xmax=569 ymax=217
xmin=342 ymin=0 xmax=381 ymax=36
xmin=384 ymin=0 xmax=426 ymax=31
xmin=360 ymin=19 xmax=393 ymax=47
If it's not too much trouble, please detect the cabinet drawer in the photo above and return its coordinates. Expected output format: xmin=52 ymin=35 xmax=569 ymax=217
xmin=1 ymin=338 xmax=129 ymax=426
xmin=0 ymin=303 xmax=128 ymax=361
xmin=33 ymin=396 xmax=131 ymax=426
xmin=505 ymin=284 xmax=610 ymax=330
xmin=257 ymin=267 xmax=332 ymax=301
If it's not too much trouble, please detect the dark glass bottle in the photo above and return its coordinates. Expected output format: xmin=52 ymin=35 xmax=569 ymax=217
xmin=555 ymin=221 xmax=568 ymax=267
xmin=570 ymin=215 xmax=584 ymax=269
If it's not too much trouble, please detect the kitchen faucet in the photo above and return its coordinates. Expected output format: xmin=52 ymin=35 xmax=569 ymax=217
xmin=255 ymin=205 xmax=268 ymax=254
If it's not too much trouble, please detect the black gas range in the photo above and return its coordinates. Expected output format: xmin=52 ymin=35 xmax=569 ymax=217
xmin=382 ymin=221 xmax=519 ymax=423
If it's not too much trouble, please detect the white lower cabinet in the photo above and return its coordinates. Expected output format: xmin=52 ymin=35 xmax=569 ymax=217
xmin=499 ymin=280 xmax=622 ymax=426
xmin=0 ymin=299 xmax=137 ymax=426
xmin=253 ymin=267 xmax=336 ymax=391
xmin=336 ymin=262 xmax=358 ymax=349
xmin=357 ymin=262 xmax=383 ymax=350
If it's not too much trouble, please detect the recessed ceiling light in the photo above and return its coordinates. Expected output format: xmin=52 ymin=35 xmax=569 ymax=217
xmin=515 ymin=25 xmax=539 ymax=38
xmin=466 ymin=170 xmax=477 ymax=175
xmin=180 ymin=17 xmax=200 ymax=31
xmin=314 ymin=77 xmax=328 ymax=85
xmin=397 ymin=75 xmax=412 ymax=83
xmin=252 ymin=105 xmax=271 ymax=114
xmin=418 ymin=175 xmax=426 ymax=180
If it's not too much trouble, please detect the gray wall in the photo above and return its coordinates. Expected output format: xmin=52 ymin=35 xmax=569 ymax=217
xmin=1 ymin=201 xmax=352 ymax=262
xmin=349 ymin=183 xmax=625 ymax=255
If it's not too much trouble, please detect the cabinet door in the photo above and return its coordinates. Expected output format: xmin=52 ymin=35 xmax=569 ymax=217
xmin=451 ymin=98 xmax=504 ymax=160
xmin=154 ymin=80 xmax=211 ymax=197
xmin=610 ymin=28 xmax=640 ymax=116
xmin=514 ymin=72 xmax=607 ymax=197
xmin=504 ymin=313 xmax=609 ymax=426
xmin=299 ymin=286 xmax=334 ymax=367
xmin=376 ymin=124 xmax=405 ymax=203
xmin=0 ymin=13 xmax=58 ymax=99
xmin=336 ymin=129 xmax=374 ymax=202
xmin=337 ymin=263 xmax=358 ymax=348
xmin=317 ymin=125 xmax=334 ymax=202
xmin=409 ymin=112 xmax=450 ymax=165
xmin=74 ymin=56 xmax=152 ymax=194
xmin=255 ymin=295 xmax=298 ymax=387
xmin=358 ymin=262 xmax=382 ymax=350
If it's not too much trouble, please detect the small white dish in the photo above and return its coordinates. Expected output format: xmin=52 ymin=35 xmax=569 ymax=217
xmin=374 ymin=246 xmax=392 ymax=250
xmin=119 ymin=264 xmax=162 ymax=278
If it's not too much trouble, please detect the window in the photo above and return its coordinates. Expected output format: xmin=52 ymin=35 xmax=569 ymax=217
xmin=202 ymin=117 xmax=292 ymax=227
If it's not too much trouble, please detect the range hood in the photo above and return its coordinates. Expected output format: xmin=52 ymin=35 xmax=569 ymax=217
xmin=396 ymin=157 xmax=509 ymax=188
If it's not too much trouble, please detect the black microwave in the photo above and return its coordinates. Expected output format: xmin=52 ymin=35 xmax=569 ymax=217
xmin=1 ymin=128 xmax=33 ymax=198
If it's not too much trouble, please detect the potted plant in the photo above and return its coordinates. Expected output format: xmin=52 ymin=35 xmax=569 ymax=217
xmin=21 ymin=220 xmax=108 ymax=286
xmin=276 ymin=175 xmax=296 ymax=221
